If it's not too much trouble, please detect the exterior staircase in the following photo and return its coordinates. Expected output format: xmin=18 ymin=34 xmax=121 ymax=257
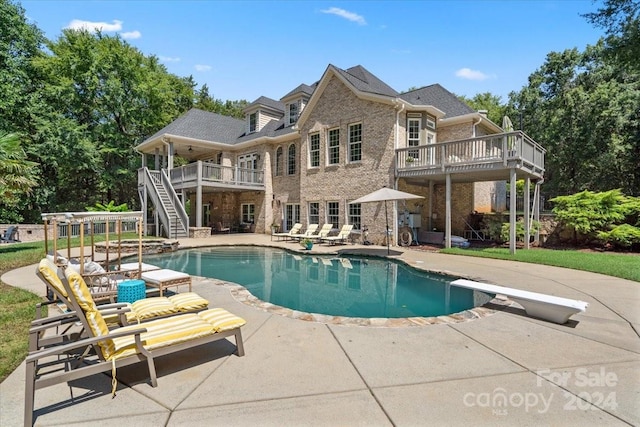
xmin=138 ymin=168 xmax=189 ymax=238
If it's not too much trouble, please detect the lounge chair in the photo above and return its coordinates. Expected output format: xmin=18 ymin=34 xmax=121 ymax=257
xmin=293 ymin=224 xmax=319 ymax=241
xmin=272 ymin=223 xmax=302 ymax=241
xmin=310 ymin=223 xmax=333 ymax=242
xmin=36 ymin=258 xmax=208 ymax=330
xmin=24 ymin=266 xmax=246 ymax=426
xmin=320 ymin=224 xmax=354 ymax=246
xmin=0 ymin=225 xmax=20 ymax=243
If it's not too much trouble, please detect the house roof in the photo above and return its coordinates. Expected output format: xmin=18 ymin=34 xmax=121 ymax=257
xmin=235 ymin=117 xmax=296 ymax=143
xmin=334 ymin=65 xmax=399 ymax=97
xmin=142 ymin=108 xmax=245 ymax=145
xmin=399 ymin=84 xmax=475 ymax=118
xmin=281 ymin=83 xmax=316 ymax=100
xmin=243 ymin=96 xmax=284 ymax=113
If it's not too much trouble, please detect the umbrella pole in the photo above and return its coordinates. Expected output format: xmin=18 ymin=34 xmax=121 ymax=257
xmin=385 ymin=201 xmax=389 ymax=255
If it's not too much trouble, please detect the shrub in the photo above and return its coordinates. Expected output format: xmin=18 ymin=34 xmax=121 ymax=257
xmin=596 ymin=224 xmax=640 ymax=248
xmin=500 ymin=219 xmax=540 ymax=243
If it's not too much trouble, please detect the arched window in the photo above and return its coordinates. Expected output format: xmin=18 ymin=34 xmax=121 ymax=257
xmin=275 ymin=147 xmax=283 ymax=176
xmin=288 ymin=144 xmax=296 ymax=175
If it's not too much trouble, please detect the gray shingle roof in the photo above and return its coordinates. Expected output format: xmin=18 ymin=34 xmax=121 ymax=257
xmin=281 ymin=83 xmax=316 ymax=100
xmin=143 ymin=108 xmax=245 ymax=144
xmin=235 ymin=117 xmax=296 ymax=143
xmin=244 ymin=96 xmax=284 ymax=113
xmin=399 ymin=84 xmax=475 ymax=117
xmin=333 ymin=65 xmax=399 ymax=97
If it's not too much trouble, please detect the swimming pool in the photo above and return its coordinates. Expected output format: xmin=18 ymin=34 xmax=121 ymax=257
xmin=143 ymin=246 xmax=492 ymax=319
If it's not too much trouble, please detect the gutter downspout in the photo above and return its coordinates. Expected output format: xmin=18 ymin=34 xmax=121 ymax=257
xmin=472 ymin=116 xmax=482 ymax=137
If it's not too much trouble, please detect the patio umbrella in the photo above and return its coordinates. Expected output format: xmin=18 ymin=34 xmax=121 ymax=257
xmin=350 ymin=187 xmax=424 ymax=254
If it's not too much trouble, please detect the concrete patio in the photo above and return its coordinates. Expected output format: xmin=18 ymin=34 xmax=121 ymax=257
xmin=1 ymin=233 xmax=638 ymax=426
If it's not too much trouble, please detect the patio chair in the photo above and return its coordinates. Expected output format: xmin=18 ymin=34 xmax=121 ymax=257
xmin=24 ymin=266 xmax=246 ymax=427
xmin=272 ymin=223 xmax=302 ymax=241
xmin=321 ymin=224 xmax=354 ymax=246
xmin=0 ymin=225 xmax=20 ymax=243
xmin=310 ymin=224 xmax=333 ymax=242
xmin=213 ymin=222 xmax=231 ymax=233
xmin=293 ymin=223 xmax=319 ymax=241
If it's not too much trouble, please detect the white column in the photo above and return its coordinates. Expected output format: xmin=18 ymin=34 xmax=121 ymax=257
xmin=534 ymin=180 xmax=541 ymax=244
xmin=445 ymin=173 xmax=451 ymax=249
xmin=524 ymin=177 xmax=531 ymax=249
xmin=509 ymin=168 xmax=517 ymax=255
xmin=196 ymin=161 xmax=203 ymax=228
xmin=428 ymin=180 xmax=434 ymax=231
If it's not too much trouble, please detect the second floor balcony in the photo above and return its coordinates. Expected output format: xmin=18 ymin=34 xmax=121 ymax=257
xmin=168 ymin=161 xmax=265 ymax=191
xmin=396 ymin=131 xmax=545 ymax=183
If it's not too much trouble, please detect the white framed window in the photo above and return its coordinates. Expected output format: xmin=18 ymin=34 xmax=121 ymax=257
xmin=241 ymin=203 xmax=255 ymax=223
xmin=249 ymin=112 xmax=257 ymax=133
xmin=327 ymin=128 xmax=340 ymax=165
xmin=238 ymin=153 xmax=258 ymax=183
xmin=348 ymin=203 xmax=361 ymax=230
xmin=275 ymin=146 xmax=283 ymax=176
xmin=326 ymin=201 xmax=339 ymax=227
xmin=287 ymin=101 xmax=299 ymax=125
xmin=348 ymin=123 xmax=362 ymax=162
xmin=308 ymin=202 xmax=319 ymax=225
xmin=287 ymin=144 xmax=296 ymax=175
xmin=426 ymin=115 xmax=436 ymax=130
xmin=309 ymin=133 xmax=320 ymax=168
xmin=407 ymin=117 xmax=421 ymax=159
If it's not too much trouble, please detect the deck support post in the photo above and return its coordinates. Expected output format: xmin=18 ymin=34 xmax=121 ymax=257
xmin=428 ymin=180 xmax=434 ymax=231
xmin=509 ymin=168 xmax=517 ymax=254
xmin=445 ymin=173 xmax=451 ymax=249
xmin=196 ymin=160 xmax=203 ymax=228
xmin=534 ymin=180 xmax=541 ymax=244
xmin=524 ymin=177 xmax=531 ymax=249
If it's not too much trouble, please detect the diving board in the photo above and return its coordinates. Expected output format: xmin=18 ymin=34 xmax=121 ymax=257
xmin=451 ymin=279 xmax=588 ymax=324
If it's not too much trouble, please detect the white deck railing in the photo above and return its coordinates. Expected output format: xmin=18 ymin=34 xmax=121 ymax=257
xmin=396 ymin=131 xmax=545 ymax=176
xmin=168 ymin=161 xmax=265 ymax=189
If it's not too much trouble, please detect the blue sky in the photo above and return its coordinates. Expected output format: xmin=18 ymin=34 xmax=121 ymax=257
xmin=21 ymin=0 xmax=605 ymax=103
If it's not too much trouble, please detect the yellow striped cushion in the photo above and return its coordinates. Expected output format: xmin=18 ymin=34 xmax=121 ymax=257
xmin=65 ymin=267 xmax=113 ymax=357
xmin=39 ymin=259 xmax=67 ymax=298
xmin=126 ymin=297 xmax=180 ymax=322
xmin=198 ymin=308 xmax=246 ymax=332
xmin=107 ymin=314 xmax=214 ymax=360
xmin=169 ymin=293 xmax=209 ymax=311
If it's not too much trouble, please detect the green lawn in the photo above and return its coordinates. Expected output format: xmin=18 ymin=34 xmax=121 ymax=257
xmin=440 ymin=247 xmax=640 ymax=282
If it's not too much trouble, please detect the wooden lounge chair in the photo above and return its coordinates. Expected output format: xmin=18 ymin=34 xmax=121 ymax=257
xmin=272 ymin=223 xmax=302 ymax=241
xmin=451 ymin=279 xmax=589 ymax=324
xmin=310 ymin=224 xmax=333 ymax=242
xmin=321 ymin=224 xmax=354 ymax=246
xmin=24 ymin=266 xmax=246 ymax=426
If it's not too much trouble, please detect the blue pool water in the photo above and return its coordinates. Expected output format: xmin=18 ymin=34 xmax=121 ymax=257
xmin=143 ymin=246 xmax=490 ymax=318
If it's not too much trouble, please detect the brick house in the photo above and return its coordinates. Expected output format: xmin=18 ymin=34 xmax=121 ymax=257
xmin=136 ymin=64 xmax=545 ymax=251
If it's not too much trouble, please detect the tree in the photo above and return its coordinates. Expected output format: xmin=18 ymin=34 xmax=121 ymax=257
xmin=0 ymin=132 xmax=38 ymax=222
xmin=509 ymin=43 xmax=640 ymax=197
xmin=584 ymin=0 xmax=640 ymax=72
xmin=458 ymin=92 xmax=507 ymax=126
xmin=194 ymin=83 xmax=247 ymax=119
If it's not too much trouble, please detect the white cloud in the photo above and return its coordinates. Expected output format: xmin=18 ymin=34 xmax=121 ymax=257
xmin=66 ymin=19 xmax=123 ymax=32
xmin=194 ymin=64 xmax=212 ymax=72
xmin=120 ymin=30 xmax=141 ymax=39
xmin=159 ymin=56 xmax=181 ymax=62
xmin=321 ymin=7 xmax=366 ymax=25
xmin=455 ymin=68 xmax=494 ymax=81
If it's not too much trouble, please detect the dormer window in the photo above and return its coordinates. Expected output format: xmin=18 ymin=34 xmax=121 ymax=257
xmin=249 ymin=112 xmax=257 ymax=133
xmin=287 ymin=102 xmax=299 ymax=125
